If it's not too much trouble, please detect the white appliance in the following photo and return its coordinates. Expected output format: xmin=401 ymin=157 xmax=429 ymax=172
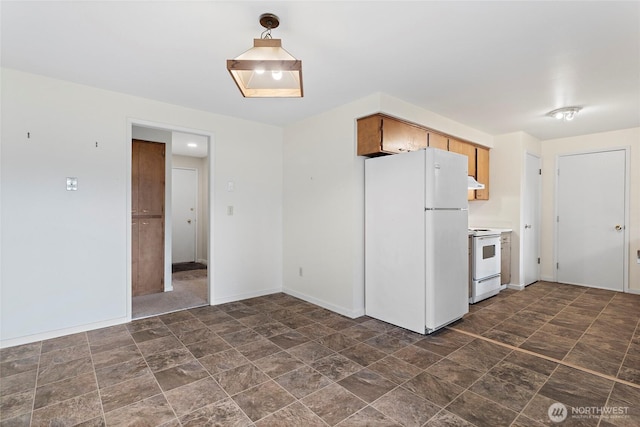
xmin=365 ymin=148 xmax=469 ymax=334
xmin=468 ymin=229 xmax=501 ymax=303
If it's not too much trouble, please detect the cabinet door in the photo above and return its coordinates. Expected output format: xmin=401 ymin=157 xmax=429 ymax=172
xmin=476 ymin=147 xmax=490 ymax=200
xmin=382 ymin=118 xmax=427 ymax=153
xmin=357 ymin=115 xmax=383 ymax=156
xmin=136 ymin=140 xmax=165 ymax=215
xmin=449 ymin=139 xmax=477 ymax=200
xmin=428 ymin=132 xmax=448 ymax=150
xmin=500 ymin=233 xmax=511 ymax=284
xmin=135 ymin=217 xmax=164 ymax=296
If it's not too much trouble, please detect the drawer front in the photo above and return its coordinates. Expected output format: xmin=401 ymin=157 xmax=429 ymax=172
xmin=473 ymin=275 xmax=501 ymax=298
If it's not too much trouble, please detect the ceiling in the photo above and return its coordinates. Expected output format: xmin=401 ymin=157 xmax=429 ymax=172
xmin=172 ymin=131 xmax=208 ymax=158
xmin=2 ymin=1 xmax=639 ymax=141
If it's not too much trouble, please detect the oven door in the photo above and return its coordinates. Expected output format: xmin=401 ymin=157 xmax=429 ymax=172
xmin=472 ymin=234 xmax=501 ymax=280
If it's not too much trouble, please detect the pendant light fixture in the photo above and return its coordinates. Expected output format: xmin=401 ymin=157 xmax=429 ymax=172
xmin=227 ymin=13 xmax=303 ymax=98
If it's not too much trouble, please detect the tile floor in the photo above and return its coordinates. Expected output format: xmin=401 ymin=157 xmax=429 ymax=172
xmin=1 ymin=281 xmax=639 ymax=426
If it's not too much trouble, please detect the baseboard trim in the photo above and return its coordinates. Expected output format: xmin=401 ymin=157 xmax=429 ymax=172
xmin=282 ymin=287 xmax=365 ymax=319
xmin=211 ymin=287 xmax=282 ymax=305
xmin=0 ymin=316 xmax=129 ymax=349
xmin=507 ymin=283 xmax=525 ymax=291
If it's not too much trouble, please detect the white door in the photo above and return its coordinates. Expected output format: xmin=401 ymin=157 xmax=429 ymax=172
xmin=523 ymin=153 xmax=541 ymax=286
xmin=172 ymin=168 xmax=197 ymax=263
xmin=556 ymin=150 xmax=626 ymax=291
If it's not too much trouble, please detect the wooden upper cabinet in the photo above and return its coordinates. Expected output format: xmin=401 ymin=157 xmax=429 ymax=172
xmin=427 ymin=132 xmax=449 ymax=150
xmin=132 ymin=143 xmax=140 ymax=215
xmin=475 ymin=146 xmax=490 ymax=200
xmin=357 ymin=114 xmax=427 ymax=156
xmin=357 ymin=114 xmax=490 ymax=200
xmin=449 ymin=139 xmax=479 ymax=201
xmin=133 ymin=140 xmax=165 ymax=216
xmin=382 ymin=117 xmax=427 ymax=153
xmin=448 ymin=139 xmax=476 ymax=177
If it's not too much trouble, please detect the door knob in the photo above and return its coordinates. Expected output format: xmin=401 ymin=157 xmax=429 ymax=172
xmin=187 ymin=219 xmax=192 ymax=224
xmin=525 ymin=224 xmax=531 ymax=229
xmin=615 ymin=225 xmax=623 ymax=231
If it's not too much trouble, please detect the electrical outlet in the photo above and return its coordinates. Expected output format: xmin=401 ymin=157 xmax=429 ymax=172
xmin=299 ymin=267 xmax=303 ymax=277
xmin=227 ymin=205 xmax=234 ymax=216
xmin=66 ymin=177 xmax=78 ymax=191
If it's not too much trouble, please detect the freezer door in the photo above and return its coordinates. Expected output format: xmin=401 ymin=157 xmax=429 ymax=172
xmin=425 ymin=209 xmax=469 ymax=332
xmin=424 ymin=148 xmax=469 ymax=209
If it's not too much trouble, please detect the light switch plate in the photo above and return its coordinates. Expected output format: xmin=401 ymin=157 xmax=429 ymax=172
xmin=66 ymin=177 xmax=78 ymax=191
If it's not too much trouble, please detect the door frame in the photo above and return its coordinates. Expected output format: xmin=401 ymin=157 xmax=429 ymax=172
xmin=520 ymin=151 xmax=541 ymax=287
xmin=126 ymin=119 xmax=214 ymax=321
xmin=552 ymin=146 xmax=630 ymax=292
xmin=172 ymin=167 xmax=199 ymax=264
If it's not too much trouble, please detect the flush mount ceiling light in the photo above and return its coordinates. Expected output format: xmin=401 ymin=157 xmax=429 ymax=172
xmin=227 ymin=13 xmax=303 ymax=98
xmin=547 ymin=106 xmax=582 ymax=121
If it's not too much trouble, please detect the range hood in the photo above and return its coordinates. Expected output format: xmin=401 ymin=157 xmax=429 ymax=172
xmin=467 ymin=176 xmax=485 ymax=190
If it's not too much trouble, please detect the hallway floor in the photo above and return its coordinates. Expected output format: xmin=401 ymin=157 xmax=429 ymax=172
xmin=1 ymin=282 xmax=639 ymax=426
xmin=132 ymin=268 xmax=208 ymax=319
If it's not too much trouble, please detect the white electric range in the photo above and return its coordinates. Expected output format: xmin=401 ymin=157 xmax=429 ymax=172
xmin=468 ymin=228 xmax=502 ymax=303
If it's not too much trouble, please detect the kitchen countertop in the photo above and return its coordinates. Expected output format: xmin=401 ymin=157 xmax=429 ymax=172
xmin=468 ymin=227 xmax=512 ymax=236
xmin=469 ymin=227 xmax=512 ymax=233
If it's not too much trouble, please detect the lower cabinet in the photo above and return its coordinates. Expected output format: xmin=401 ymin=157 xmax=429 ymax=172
xmin=132 ymin=217 xmax=164 ymax=296
xmin=501 ymin=232 xmax=511 ymax=285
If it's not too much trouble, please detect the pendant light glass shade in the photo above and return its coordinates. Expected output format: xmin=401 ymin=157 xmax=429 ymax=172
xmin=227 ymin=15 xmax=303 ymax=98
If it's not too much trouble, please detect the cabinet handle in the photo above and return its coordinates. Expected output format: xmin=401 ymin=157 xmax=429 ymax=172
xmin=142 ymin=221 xmax=149 ymax=225
xmin=142 ymin=209 xmax=149 ymax=213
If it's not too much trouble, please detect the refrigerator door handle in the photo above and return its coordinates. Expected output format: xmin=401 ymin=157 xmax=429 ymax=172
xmin=425 ymin=208 xmax=468 ymax=211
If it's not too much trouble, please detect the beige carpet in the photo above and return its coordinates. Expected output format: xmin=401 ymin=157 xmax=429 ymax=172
xmin=132 ymin=269 xmax=208 ymax=319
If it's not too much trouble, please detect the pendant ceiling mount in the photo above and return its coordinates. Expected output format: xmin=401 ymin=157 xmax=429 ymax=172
xmin=227 ymin=13 xmax=303 ymax=98
xmin=259 ymin=13 xmax=279 ymax=30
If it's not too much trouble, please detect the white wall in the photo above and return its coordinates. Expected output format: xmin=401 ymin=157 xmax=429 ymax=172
xmin=172 ymin=154 xmax=209 ymax=264
xmin=540 ymin=128 xmax=640 ymax=291
xmin=283 ymin=93 xmax=492 ymax=317
xmin=468 ymin=132 xmax=542 ymax=286
xmin=0 ymin=69 xmax=283 ymax=346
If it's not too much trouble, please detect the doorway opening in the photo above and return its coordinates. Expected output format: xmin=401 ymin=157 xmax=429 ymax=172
xmin=129 ymin=122 xmax=212 ymax=319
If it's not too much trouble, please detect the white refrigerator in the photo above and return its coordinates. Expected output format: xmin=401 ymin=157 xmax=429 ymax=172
xmin=365 ymin=148 xmax=469 ymax=334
